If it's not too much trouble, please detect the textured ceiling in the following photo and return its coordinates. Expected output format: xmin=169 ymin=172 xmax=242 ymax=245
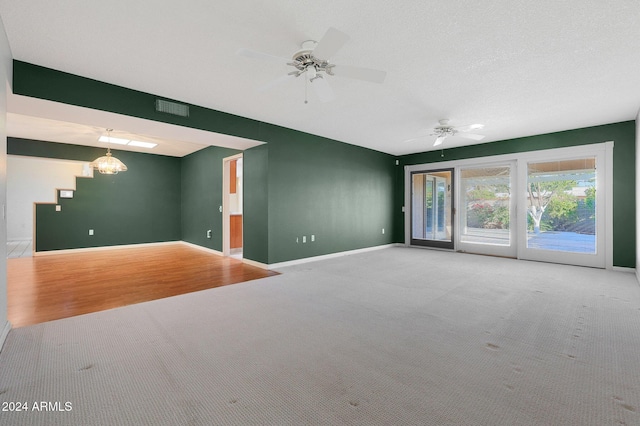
xmin=0 ymin=0 xmax=639 ymax=156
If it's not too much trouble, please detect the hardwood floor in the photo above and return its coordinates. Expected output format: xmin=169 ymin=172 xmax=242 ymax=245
xmin=7 ymin=243 xmax=279 ymax=328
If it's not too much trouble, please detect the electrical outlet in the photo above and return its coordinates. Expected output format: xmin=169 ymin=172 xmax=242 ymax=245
xmin=89 ymin=229 xmax=94 ymax=236
xmin=311 ymin=235 xmax=315 ymax=242
xmin=207 ymin=230 xmax=212 ymax=239
xmin=296 ymin=237 xmax=299 ymax=243
xmin=55 ymin=205 xmax=61 ymax=212
xmin=303 ymin=236 xmax=306 ymax=243
xmin=382 ymin=228 xmax=385 ymax=234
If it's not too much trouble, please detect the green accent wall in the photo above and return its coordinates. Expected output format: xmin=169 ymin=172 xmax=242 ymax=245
xmin=243 ymin=144 xmax=269 ymax=264
xmin=398 ymin=121 xmax=636 ymax=268
xmin=179 ymin=126 xmax=397 ymax=265
xmin=12 ymin=61 xmax=397 ymax=264
xmin=181 ymin=145 xmax=241 ymax=251
xmin=9 ymin=138 xmax=181 ymax=251
xmin=258 ymin=124 xmax=396 ymax=264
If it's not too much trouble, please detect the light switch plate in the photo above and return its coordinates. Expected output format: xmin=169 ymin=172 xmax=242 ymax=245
xmin=60 ymin=190 xmax=74 ymax=198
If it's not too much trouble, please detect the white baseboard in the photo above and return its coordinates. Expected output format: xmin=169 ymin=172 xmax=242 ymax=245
xmin=34 ymin=241 xmax=181 ymax=256
xmin=31 ymin=241 xmax=398 ymax=272
xmin=182 ymin=243 xmax=400 ymax=270
xmin=0 ymin=321 xmax=12 ymax=353
xmin=34 ymin=241 xmax=223 ymax=257
xmin=242 ymin=258 xmax=269 ymax=269
xmin=612 ymin=266 xmax=636 ymax=274
xmin=179 ymin=241 xmax=223 ymax=256
xmin=264 ymin=244 xmax=398 ymax=270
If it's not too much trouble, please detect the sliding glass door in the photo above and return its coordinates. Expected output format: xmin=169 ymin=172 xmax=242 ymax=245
xmin=405 ymin=142 xmax=611 ymax=268
xmin=411 ymin=169 xmax=454 ymax=249
xmin=457 ymin=163 xmax=516 ymax=257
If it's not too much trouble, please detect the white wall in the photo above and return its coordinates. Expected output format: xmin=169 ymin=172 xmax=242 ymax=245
xmin=0 ymin=14 xmax=13 ymax=349
xmin=6 ymin=155 xmax=89 ymax=240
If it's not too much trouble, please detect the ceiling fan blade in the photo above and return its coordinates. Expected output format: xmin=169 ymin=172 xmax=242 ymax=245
xmin=457 ymin=133 xmax=485 ymax=141
xmin=312 ymin=27 xmax=350 ymax=60
xmin=311 ymin=77 xmax=336 ymax=103
xmin=258 ymin=74 xmax=296 ymax=91
xmin=236 ymin=48 xmax=290 ymax=64
xmin=433 ymin=136 xmax=447 ymax=146
xmin=403 ymin=136 xmax=429 ymax=143
xmin=332 ymin=64 xmax=387 ymax=84
xmin=456 ymin=123 xmax=485 ymax=132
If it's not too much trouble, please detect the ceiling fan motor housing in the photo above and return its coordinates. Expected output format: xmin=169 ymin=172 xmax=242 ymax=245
xmin=289 ymin=40 xmax=335 ymax=77
xmin=432 ymin=125 xmax=456 ymax=137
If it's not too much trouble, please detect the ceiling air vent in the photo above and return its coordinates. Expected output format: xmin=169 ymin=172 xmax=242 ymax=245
xmin=155 ymin=99 xmax=189 ymax=117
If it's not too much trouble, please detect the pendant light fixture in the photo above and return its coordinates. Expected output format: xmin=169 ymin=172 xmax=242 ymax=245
xmin=90 ymin=129 xmax=128 ymax=175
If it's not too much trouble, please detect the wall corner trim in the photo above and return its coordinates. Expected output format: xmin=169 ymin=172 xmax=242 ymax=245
xmin=0 ymin=321 xmax=12 ymax=354
xmin=242 ymin=258 xmax=269 ymax=269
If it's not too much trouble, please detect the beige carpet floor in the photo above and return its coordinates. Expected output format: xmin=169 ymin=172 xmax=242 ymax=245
xmin=0 ymin=247 xmax=639 ymax=425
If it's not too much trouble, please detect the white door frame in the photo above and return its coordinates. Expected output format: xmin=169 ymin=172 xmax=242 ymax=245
xmin=409 ymin=168 xmax=455 ymax=249
xmin=222 ymin=153 xmax=243 ymax=257
xmin=404 ymin=142 xmax=614 ymax=269
xmin=517 ymin=144 xmax=611 ymax=268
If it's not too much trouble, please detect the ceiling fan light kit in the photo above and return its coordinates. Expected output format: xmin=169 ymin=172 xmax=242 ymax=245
xmin=287 ymin=40 xmax=334 ymax=79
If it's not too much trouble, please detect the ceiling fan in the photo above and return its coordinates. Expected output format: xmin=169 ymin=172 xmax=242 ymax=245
xmin=406 ymin=119 xmax=485 ymax=146
xmin=237 ymin=27 xmax=387 ymax=103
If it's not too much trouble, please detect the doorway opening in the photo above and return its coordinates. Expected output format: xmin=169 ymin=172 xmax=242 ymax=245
xmin=223 ymin=154 xmax=243 ymax=259
xmin=410 ymin=168 xmax=454 ymax=249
